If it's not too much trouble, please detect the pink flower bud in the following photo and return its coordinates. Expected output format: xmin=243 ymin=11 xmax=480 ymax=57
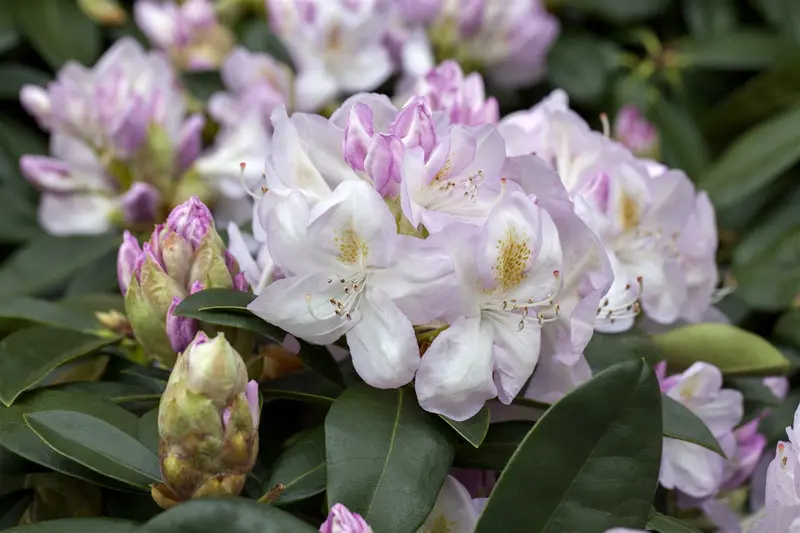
xmin=389 ymin=97 xmax=436 ymax=160
xmin=118 ymin=231 xmax=143 ymax=294
xmin=344 ymin=103 xmax=375 ymax=171
xmin=176 ymin=113 xmax=205 ymax=174
xmin=20 ymin=85 xmax=52 ymax=130
xmin=166 ymin=296 xmax=199 ymax=353
xmin=166 ymin=196 xmax=214 ymax=248
xmin=320 ymin=504 xmax=373 ymax=533
xmin=613 ymin=106 xmax=658 ymax=157
xmin=121 ymin=182 xmax=161 ymax=225
xmin=364 ymin=133 xmax=404 ymax=197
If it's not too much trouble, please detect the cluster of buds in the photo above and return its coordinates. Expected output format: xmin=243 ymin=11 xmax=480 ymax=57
xmin=152 ymin=332 xmax=260 ymax=508
xmin=118 ymin=196 xmax=248 ymax=367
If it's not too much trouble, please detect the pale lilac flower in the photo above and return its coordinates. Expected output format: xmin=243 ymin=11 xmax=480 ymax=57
xmin=248 ymin=180 xmax=456 ymax=389
xmin=415 ymin=191 xmax=564 ymax=420
xmin=415 ymin=475 xmax=480 ymax=532
xmin=19 ymin=38 xmax=205 ymax=234
xmin=613 ymin=105 xmax=659 ymax=157
xmin=765 ymin=377 xmax=790 ymax=401
xmin=659 ymin=362 xmax=744 ymax=498
xmin=402 ymin=60 xmax=498 ymax=126
xmin=428 ymin=0 xmax=559 ymax=88
xmin=266 ymin=0 xmax=394 ymax=111
xmin=501 ymin=90 xmax=701 ymax=331
xmin=134 ymin=0 xmax=235 ymax=70
xmin=320 ymin=504 xmax=373 ymax=533
xmin=748 ymin=507 xmax=800 ymax=533
xmin=722 ymin=418 xmax=768 ymax=491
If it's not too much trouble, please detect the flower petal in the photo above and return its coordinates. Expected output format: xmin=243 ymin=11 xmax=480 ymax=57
xmin=488 ymin=312 xmax=542 ymax=404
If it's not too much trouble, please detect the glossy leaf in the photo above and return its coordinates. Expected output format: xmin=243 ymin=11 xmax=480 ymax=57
xmin=652 ymin=323 xmax=789 ymax=376
xmin=440 ymin=405 xmax=490 ymax=448
xmin=557 ymin=0 xmax=669 ymax=23
xmin=11 ymin=0 xmax=101 ymax=69
xmin=325 ymin=385 xmax=455 ymax=533
xmin=140 ymin=498 xmax=317 ymax=533
xmin=699 ymin=105 xmax=800 ymax=209
xmin=662 ymin=395 xmax=724 ymax=455
xmin=0 ymin=298 xmax=100 ymax=332
xmin=3 ymin=519 xmax=137 ymax=533
xmin=652 ymin=97 xmax=712 ymax=179
xmin=454 ymin=421 xmax=534 ymax=471
xmin=678 ymin=30 xmax=790 ymax=70
xmin=263 ymin=426 xmax=326 ymax=504
xmin=0 ymin=234 xmax=121 ymax=298
xmin=584 ymin=330 xmax=664 ymax=374
xmin=137 ymin=408 xmax=159 ymax=455
xmin=0 ymin=390 xmax=138 ymax=489
xmin=474 ymin=359 xmax=662 ymax=533
xmin=646 ymin=509 xmax=702 ymax=533
xmin=24 ymin=410 xmax=162 ymax=489
xmin=0 ymin=327 xmax=120 ymax=406
xmin=260 ymin=370 xmax=341 ymax=405
xmin=175 ymin=289 xmax=345 ymax=387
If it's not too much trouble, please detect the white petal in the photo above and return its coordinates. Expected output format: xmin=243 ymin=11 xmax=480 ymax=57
xmin=416 ymin=316 xmax=496 ymax=421
xmin=248 ymin=272 xmax=357 ymax=345
xmin=525 ymin=344 xmax=591 ymax=404
xmin=330 ymin=92 xmax=398 ymax=132
xmin=290 ymin=112 xmax=362 ymax=187
xmin=39 ymin=193 xmax=114 ymax=235
xmin=293 ymin=64 xmax=338 ymax=112
xmin=226 ymin=223 xmax=261 ymax=291
xmin=345 ymin=286 xmax=419 ymax=388
xmin=307 ymin=180 xmax=398 ymax=269
xmin=415 ymin=476 xmax=479 ymax=533
xmin=660 ymin=438 xmax=725 ymax=498
xmin=488 ymin=312 xmax=542 ymax=404
xmin=330 ymin=45 xmax=393 ymax=92
xmin=370 ymin=235 xmax=457 ymax=324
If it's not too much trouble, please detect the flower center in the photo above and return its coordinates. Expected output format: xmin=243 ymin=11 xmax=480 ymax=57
xmin=493 ymin=226 xmax=531 ymax=291
xmin=335 ymin=228 xmax=369 ymax=266
xmin=595 ymin=276 xmax=643 ymax=326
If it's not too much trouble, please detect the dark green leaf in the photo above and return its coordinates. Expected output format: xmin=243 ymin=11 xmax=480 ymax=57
xmin=440 ymin=405 xmax=490 ymax=448
xmin=556 ymin=0 xmax=670 ymax=23
xmin=24 ymin=410 xmax=161 ymax=489
xmin=776 ymin=308 xmax=800 ymax=349
xmin=682 ymin=0 xmax=737 ymax=38
xmin=651 ymin=97 xmax=712 ymax=179
xmin=0 ymin=444 xmax=37 ymax=475
xmin=51 ymin=381 xmax=157 ymax=404
xmin=0 ymin=64 xmax=51 ymax=100
xmin=264 ymin=426 xmax=326 ymax=505
xmin=0 ymin=298 xmax=100 ymax=333
xmin=0 ymin=390 xmax=138 ymax=489
xmin=662 ymin=395 xmax=724 ymax=455
xmin=699 ymin=105 xmax=800 ymax=209
xmin=235 ymin=18 xmax=293 ymax=68
xmin=11 ymin=0 xmax=101 ymax=69
xmin=3 ymin=518 xmax=137 ymax=533
xmin=0 ymin=4 xmax=20 ymax=55
xmin=0 ymin=490 xmax=32 ymax=529
xmin=0 ymin=186 xmax=41 ymax=244
xmin=0 ymin=327 xmax=120 ymax=406
xmin=260 ymin=370 xmax=341 ymax=405
xmin=761 ymin=390 xmax=800 ymax=443
xmin=137 ymin=408 xmax=159 ymax=455
xmin=175 ymin=289 xmax=345 ymax=387
xmin=325 ymin=385 xmax=454 ymax=533
xmin=474 ymin=359 xmax=662 ymax=533
xmin=647 ymin=509 xmax=702 ymax=532
xmin=454 ymin=421 xmax=534 ymax=471
xmin=678 ymin=30 xmax=790 ymax=70
xmin=653 ymin=323 xmax=789 ymax=376
xmin=60 ymin=293 xmax=125 ymax=314
xmin=0 ymin=234 xmax=121 ymax=298
xmin=141 ymin=498 xmax=317 ymax=533
xmin=584 ymin=330 xmax=664 ymax=374
xmin=65 ymin=251 xmax=121 ymax=295
xmin=546 ymin=32 xmax=617 ymax=105
xmin=752 ymin=0 xmax=800 ymax=44
xmin=181 ymin=71 xmax=225 ymax=102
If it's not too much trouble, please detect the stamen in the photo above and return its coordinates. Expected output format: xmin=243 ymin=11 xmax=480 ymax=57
xmin=600 ymin=113 xmax=610 ymax=138
xmin=239 ymin=162 xmax=266 ymax=200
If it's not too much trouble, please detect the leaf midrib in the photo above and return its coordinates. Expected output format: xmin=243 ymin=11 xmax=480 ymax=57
xmin=364 ymin=388 xmax=403 ymax=518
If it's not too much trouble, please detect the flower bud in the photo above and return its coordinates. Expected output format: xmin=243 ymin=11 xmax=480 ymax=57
xmin=155 ymin=332 xmax=259 ymax=506
xmin=120 ymin=197 xmax=247 ymax=367
xmin=344 ymin=103 xmax=375 ymax=172
xmin=320 ymin=504 xmax=374 ymax=533
xmin=613 ymin=106 xmax=659 ymax=158
xmin=389 ymin=97 xmax=437 ymax=160
xmin=121 ymin=182 xmax=161 ymax=225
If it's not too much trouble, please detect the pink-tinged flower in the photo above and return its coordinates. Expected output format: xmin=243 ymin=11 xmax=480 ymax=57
xmin=501 ymin=90 xmax=702 ymax=331
xmin=748 ymin=507 xmax=800 ymax=533
xmin=415 ymin=191 xmax=564 ymax=420
xmin=19 ymin=38 xmax=206 ymax=235
xmin=765 ymin=376 xmax=790 ymax=401
xmin=134 ymin=0 xmax=234 ymax=71
xmin=320 ymin=504 xmax=373 ymax=533
xmin=659 ymin=363 xmax=744 ymax=498
xmin=266 ymin=0 xmax=394 ymax=111
xmin=248 ymin=180 xmax=456 ymax=389
xmin=119 ymin=197 xmax=248 ymax=365
xmin=721 ymin=418 xmax=768 ymax=491
xmin=429 ymin=0 xmax=558 ymax=88
xmin=498 ymin=156 xmax=613 ymax=404
xmin=402 ymin=60 xmax=498 ymax=126
xmin=613 ymin=106 xmax=659 ymax=158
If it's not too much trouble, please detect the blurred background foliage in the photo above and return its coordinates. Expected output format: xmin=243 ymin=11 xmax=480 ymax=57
xmin=0 ymin=0 xmax=799 ymax=449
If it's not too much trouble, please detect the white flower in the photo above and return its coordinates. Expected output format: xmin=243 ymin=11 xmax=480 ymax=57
xmin=248 ymin=180 xmax=456 ymax=388
xmin=415 ymin=476 xmax=480 ymax=533
xmin=415 ymin=190 xmax=564 ymax=420
xmin=659 ymin=362 xmax=744 ymax=498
